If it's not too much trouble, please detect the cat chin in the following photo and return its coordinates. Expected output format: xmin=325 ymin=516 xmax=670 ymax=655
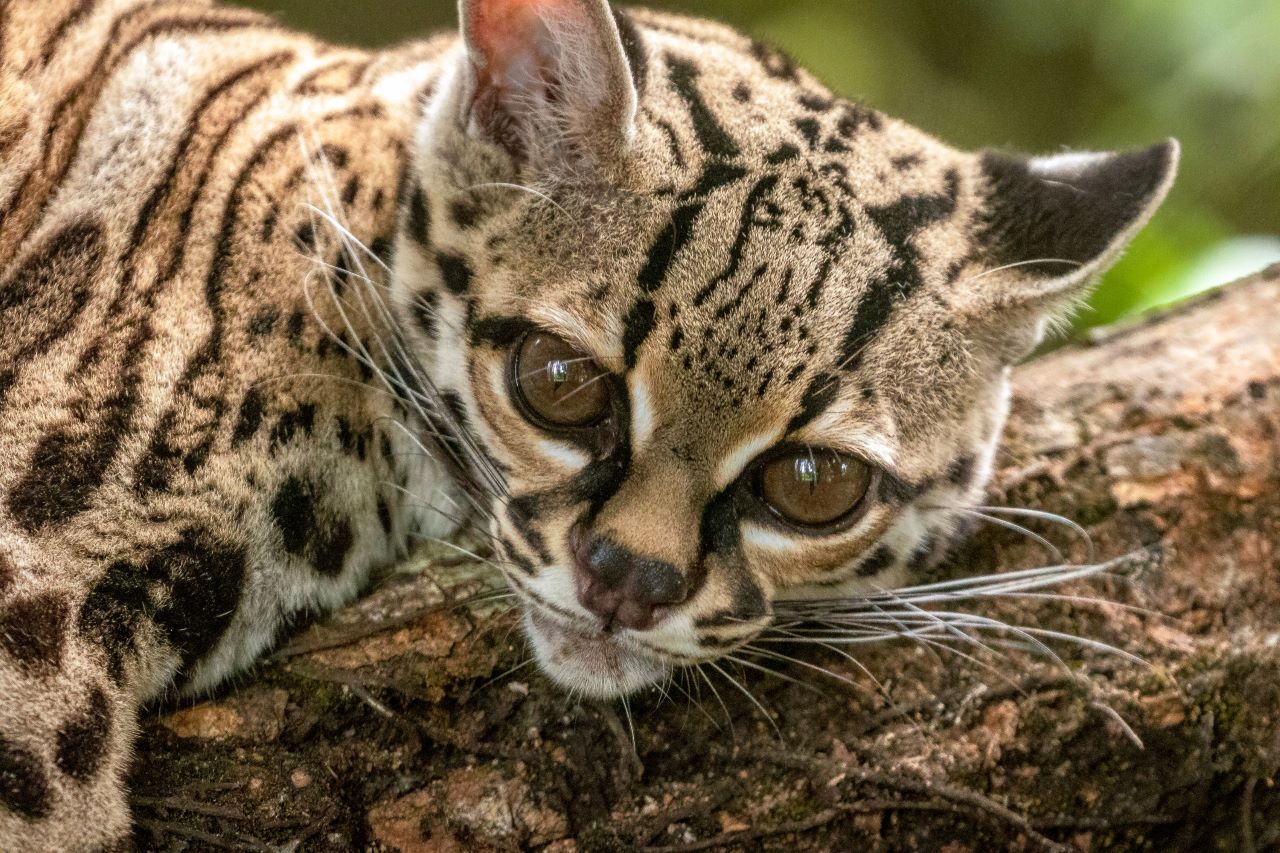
xmin=522 ymin=608 xmax=668 ymax=699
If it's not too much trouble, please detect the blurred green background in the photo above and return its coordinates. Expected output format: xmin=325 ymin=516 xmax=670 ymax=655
xmin=235 ymin=0 xmax=1280 ymax=331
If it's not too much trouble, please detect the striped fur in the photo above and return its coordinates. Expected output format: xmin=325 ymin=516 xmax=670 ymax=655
xmin=0 ymin=0 xmax=1174 ymax=846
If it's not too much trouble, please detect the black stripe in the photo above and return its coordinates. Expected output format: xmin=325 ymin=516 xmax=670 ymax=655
xmin=856 ymin=545 xmax=895 ymax=577
xmin=786 ymin=373 xmax=839 ymax=434
xmin=666 ymin=55 xmax=739 ymax=159
xmin=468 ymin=314 xmax=532 ymax=348
xmin=39 ymin=0 xmax=97 ymax=66
xmin=638 ymin=163 xmax=748 ymax=294
xmin=839 ymin=171 xmax=959 ymax=370
xmin=621 ymin=297 xmax=656 ymax=369
xmin=692 ymin=174 xmax=779 ymax=307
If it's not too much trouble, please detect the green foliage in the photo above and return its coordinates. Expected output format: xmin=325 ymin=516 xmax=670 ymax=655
xmin=237 ymin=0 xmax=1279 ymax=330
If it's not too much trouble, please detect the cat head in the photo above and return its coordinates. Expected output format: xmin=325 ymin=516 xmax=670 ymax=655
xmin=390 ymin=0 xmax=1177 ymax=697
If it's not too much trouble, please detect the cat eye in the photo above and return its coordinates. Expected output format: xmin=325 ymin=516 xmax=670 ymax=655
xmin=511 ymin=332 xmax=612 ymax=429
xmin=755 ymin=449 xmax=872 ymax=529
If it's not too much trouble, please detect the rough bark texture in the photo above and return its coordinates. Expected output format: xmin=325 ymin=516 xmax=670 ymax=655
xmin=131 ymin=265 xmax=1280 ymax=853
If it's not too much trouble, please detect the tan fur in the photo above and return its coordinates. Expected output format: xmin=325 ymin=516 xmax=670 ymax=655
xmin=0 ymin=0 xmax=1174 ymax=846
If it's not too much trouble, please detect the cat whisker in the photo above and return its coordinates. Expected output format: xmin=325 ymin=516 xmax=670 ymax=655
xmin=956 ymin=257 xmax=1082 ymax=285
xmin=948 ymin=507 xmax=1065 ymax=564
xmin=464 ymin=181 xmax=575 ymax=223
xmin=704 ymin=660 xmax=782 ymax=740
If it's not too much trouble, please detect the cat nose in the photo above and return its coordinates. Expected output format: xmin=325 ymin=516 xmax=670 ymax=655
xmin=571 ymin=530 xmax=689 ymax=632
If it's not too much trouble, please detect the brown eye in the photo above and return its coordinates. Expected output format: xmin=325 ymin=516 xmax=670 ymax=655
xmin=757 ymin=449 xmax=872 ymax=528
xmin=512 ymin=332 xmax=611 ymax=429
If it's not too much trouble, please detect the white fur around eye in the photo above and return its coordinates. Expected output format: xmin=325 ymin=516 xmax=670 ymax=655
xmin=629 ymin=372 xmax=655 ymax=451
xmin=715 ymin=431 xmax=781 ymax=491
xmin=536 ymin=439 xmax=591 ymax=471
xmin=742 ymin=523 xmax=805 ymax=554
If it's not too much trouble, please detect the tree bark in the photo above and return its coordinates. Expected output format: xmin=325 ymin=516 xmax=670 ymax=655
xmin=131 ymin=265 xmax=1280 ymax=853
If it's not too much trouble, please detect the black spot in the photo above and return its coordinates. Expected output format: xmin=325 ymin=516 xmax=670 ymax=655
xmin=376 ymin=497 xmax=393 ymax=535
xmin=0 ymin=735 xmax=51 ymax=819
xmin=320 ymin=144 xmax=349 ymax=168
xmin=412 ymin=290 xmax=439 ymax=340
xmin=622 ymin=298 xmax=656 ymax=369
xmin=793 ymin=117 xmax=821 ymax=149
xmin=732 ymin=82 xmax=751 ymax=102
xmin=79 ymin=530 xmax=247 ymax=682
xmin=449 ymin=197 xmax=480 ymax=230
xmin=749 ymin=39 xmax=798 ymax=80
xmin=0 ymin=593 xmax=70 ymax=671
xmin=341 ymin=176 xmax=361 ymax=206
xmin=666 ymin=55 xmax=740 ymax=158
xmin=506 ymin=498 xmax=550 ymax=563
xmin=1249 ymin=380 xmax=1267 ymax=400
xmin=231 ymin=388 xmax=266 ymax=446
xmin=947 ymin=455 xmax=977 ymax=488
xmin=765 ymin=143 xmax=800 ymax=165
xmin=55 ymin=686 xmax=112 ymax=783
xmin=272 ymin=476 xmax=316 ymax=556
xmin=799 ymin=92 xmax=836 ymax=112
xmin=837 ymin=103 xmax=881 ymax=137
xmin=437 ymin=253 xmax=473 ymax=295
xmin=313 ymin=517 xmax=353 ymax=577
xmin=728 ymin=578 xmax=767 ymax=621
xmin=247 ymin=309 xmax=278 ymax=336
xmin=271 ymin=404 xmax=316 ymax=449
xmin=856 ymin=545 xmax=895 ymax=577
xmin=669 ymin=325 xmax=684 ymax=351
xmin=261 ymin=208 xmax=279 ymax=242
xmin=407 ymin=184 xmax=431 ymax=247
xmin=293 ymin=221 xmax=317 ymax=252
xmin=908 ymin=536 xmax=938 ymax=572
xmin=698 ymin=491 xmax=743 ymax=561
xmin=371 ymin=236 xmax=394 ymax=266
xmin=892 ymin=154 xmax=922 ymax=171
xmin=0 ymin=553 xmax=13 ymax=593
xmin=336 ymin=416 xmax=357 ymax=453
xmin=287 ymin=310 xmax=306 ymax=342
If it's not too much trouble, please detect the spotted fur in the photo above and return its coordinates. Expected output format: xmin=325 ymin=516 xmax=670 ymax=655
xmin=0 ymin=0 xmax=1174 ymax=847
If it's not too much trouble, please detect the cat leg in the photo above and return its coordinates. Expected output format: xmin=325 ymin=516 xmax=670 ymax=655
xmin=0 ymin=545 xmax=137 ymax=853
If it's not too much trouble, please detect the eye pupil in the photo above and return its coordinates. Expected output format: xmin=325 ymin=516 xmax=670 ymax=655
xmin=512 ymin=333 xmax=611 ymax=429
xmin=548 ymin=360 xmax=571 ymax=386
xmin=758 ymin=449 xmax=871 ymax=528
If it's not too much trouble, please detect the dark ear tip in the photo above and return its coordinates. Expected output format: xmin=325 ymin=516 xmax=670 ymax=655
xmin=1121 ymin=137 xmax=1177 ymax=202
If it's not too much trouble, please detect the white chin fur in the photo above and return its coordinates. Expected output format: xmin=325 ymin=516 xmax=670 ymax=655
xmin=523 ymin=609 xmax=668 ymax=699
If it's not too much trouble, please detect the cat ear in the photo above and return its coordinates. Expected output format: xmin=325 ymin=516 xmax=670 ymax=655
xmin=973 ymin=139 xmax=1179 ymax=311
xmin=456 ymin=0 xmax=639 ymax=171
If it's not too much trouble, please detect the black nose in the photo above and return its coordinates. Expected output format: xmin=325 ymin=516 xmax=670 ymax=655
xmin=571 ymin=529 xmax=689 ymax=632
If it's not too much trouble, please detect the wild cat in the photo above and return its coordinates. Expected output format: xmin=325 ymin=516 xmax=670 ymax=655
xmin=0 ymin=0 xmax=1174 ymax=848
